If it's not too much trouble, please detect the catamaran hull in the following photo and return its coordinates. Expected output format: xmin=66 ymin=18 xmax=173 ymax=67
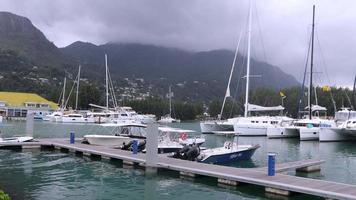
xmin=319 ymin=127 xmax=355 ymax=142
xmin=233 ymin=124 xmax=267 ymax=136
xmin=200 ymin=122 xmax=233 ymax=134
xmin=267 ymin=127 xmax=299 ymax=138
xmin=200 ymin=145 xmax=259 ymax=164
xmin=299 ymin=127 xmax=319 ymax=141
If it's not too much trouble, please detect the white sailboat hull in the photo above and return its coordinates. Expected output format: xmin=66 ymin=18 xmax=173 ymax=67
xmin=200 ymin=121 xmax=233 ymax=133
xmin=299 ymin=127 xmax=319 ymax=141
xmin=62 ymin=117 xmax=95 ymax=123
xmin=267 ymin=127 xmax=299 ymax=138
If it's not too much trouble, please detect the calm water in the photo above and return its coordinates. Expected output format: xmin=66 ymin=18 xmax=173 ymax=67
xmin=0 ymin=121 xmax=355 ymax=200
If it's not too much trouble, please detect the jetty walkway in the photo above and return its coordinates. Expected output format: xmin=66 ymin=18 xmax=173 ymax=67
xmin=1 ymin=138 xmax=356 ymax=200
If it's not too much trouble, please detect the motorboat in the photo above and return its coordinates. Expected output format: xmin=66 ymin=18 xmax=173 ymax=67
xmin=83 ymin=123 xmax=147 ymax=147
xmin=83 ymin=123 xmax=205 ymax=153
xmin=171 ymin=137 xmax=259 ymax=164
xmin=0 ymin=136 xmax=33 ymax=143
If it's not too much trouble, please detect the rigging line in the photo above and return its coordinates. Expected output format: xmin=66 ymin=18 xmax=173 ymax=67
xmin=229 ymin=44 xmax=247 ymax=118
xmin=64 ymin=73 xmax=79 ymax=109
xmin=297 ymin=32 xmax=312 ymax=117
xmin=315 ymin=31 xmax=332 ymax=84
xmin=230 ymin=28 xmax=249 ymax=117
xmin=253 ymin=0 xmax=268 ymax=63
xmin=220 ymin=31 xmax=243 ymax=119
xmin=315 ymin=31 xmax=338 ymax=111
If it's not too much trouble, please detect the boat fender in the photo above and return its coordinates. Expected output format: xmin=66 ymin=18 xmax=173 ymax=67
xmin=180 ymin=132 xmax=188 ymax=140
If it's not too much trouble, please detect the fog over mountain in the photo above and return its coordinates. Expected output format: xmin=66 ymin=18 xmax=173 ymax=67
xmin=1 ymin=0 xmax=356 ymax=86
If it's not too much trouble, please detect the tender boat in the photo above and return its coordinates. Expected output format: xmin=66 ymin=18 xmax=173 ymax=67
xmin=0 ymin=136 xmax=33 ymax=143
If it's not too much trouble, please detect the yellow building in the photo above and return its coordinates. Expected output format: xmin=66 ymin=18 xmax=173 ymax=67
xmin=0 ymin=92 xmax=58 ymax=118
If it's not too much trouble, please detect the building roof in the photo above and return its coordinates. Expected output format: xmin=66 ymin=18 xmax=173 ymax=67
xmin=0 ymin=92 xmax=58 ymax=109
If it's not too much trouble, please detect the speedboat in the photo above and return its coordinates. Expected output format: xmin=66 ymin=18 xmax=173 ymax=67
xmin=83 ymin=123 xmax=147 ymax=147
xmin=197 ymin=142 xmax=260 ymax=164
xmin=172 ymin=137 xmax=259 ymax=164
xmin=0 ymin=136 xmax=34 ymax=143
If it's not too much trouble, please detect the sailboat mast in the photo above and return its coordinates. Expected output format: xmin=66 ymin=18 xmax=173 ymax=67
xmin=244 ymin=2 xmax=252 ymax=118
xmin=105 ymin=54 xmax=109 ymax=111
xmin=219 ymin=32 xmax=243 ymax=120
xmin=62 ymin=77 xmax=67 ymax=111
xmin=353 ymin=75 xmax=356 ymax=109
xmin=169 ymin=85 xmax=172 ymax=118
xmin=309 ymin=5 xmax=315 ymax=120
xmin=75 ymin=65 xmax=81 ymax=110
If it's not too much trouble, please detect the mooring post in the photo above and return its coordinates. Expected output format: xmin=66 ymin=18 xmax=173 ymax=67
xmin=146 ymin=123 xmax=158 ymax=172
xmin=268 ymin=152 xmax=276 ymax=176
xmin=70 ymin=132 xmax=75 ymax=144
xmin=26 ymin=112 xmax=34 ymax=137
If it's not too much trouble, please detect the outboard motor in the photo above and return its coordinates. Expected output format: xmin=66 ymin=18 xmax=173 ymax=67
xmin=172 ymin=144 xmax=191 ymax=159
xmin=185 ymin=144 xmax=200 ymax=161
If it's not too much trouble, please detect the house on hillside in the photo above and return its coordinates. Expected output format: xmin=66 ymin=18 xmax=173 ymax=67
xmin=0 ymin=92 xmax=58 ymax=119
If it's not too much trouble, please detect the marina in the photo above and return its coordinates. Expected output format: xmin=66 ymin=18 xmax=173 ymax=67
xmin=0 ymin=0 xmax=355 ymax=200
xmin=1 ymin=137 xmax=356 ymax=200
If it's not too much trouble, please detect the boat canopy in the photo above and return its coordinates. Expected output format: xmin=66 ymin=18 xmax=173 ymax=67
xmin=247 ymin=103 xmax=284 ymax=112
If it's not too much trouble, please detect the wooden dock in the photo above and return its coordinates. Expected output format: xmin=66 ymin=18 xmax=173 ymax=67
xmin=1 ymin=138 xmax=356 ymax=200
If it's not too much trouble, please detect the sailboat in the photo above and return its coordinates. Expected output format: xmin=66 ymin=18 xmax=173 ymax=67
xmin=199 ymin=33 xmax=243 ymax=134
xmin=228 ymin=1 xmax=290 ymax=136
xmin=267 ymin=5 xmax=337 ymax=140
xmin=158 ymin=86 xmax=180 ymax=123
xmin=61 ymin=65 xmax=95 ymax=123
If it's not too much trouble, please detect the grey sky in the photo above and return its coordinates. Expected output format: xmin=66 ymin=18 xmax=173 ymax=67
xmin=1 ymin=0 xmax=355 ymax=87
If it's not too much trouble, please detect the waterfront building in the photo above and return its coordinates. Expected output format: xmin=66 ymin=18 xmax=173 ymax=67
xmin=0 ymin=92 xmax=58 ymax=119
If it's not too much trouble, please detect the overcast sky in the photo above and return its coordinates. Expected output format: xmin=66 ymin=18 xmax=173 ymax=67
xmin=1 ymin=0 xmax=355 ymax=87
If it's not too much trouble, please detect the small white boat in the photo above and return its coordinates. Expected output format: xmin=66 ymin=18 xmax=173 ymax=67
xmin=84 ymin=123 xmax=147 ymax=147
xmin=0 ymin=136 xmax=33 ymax=143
